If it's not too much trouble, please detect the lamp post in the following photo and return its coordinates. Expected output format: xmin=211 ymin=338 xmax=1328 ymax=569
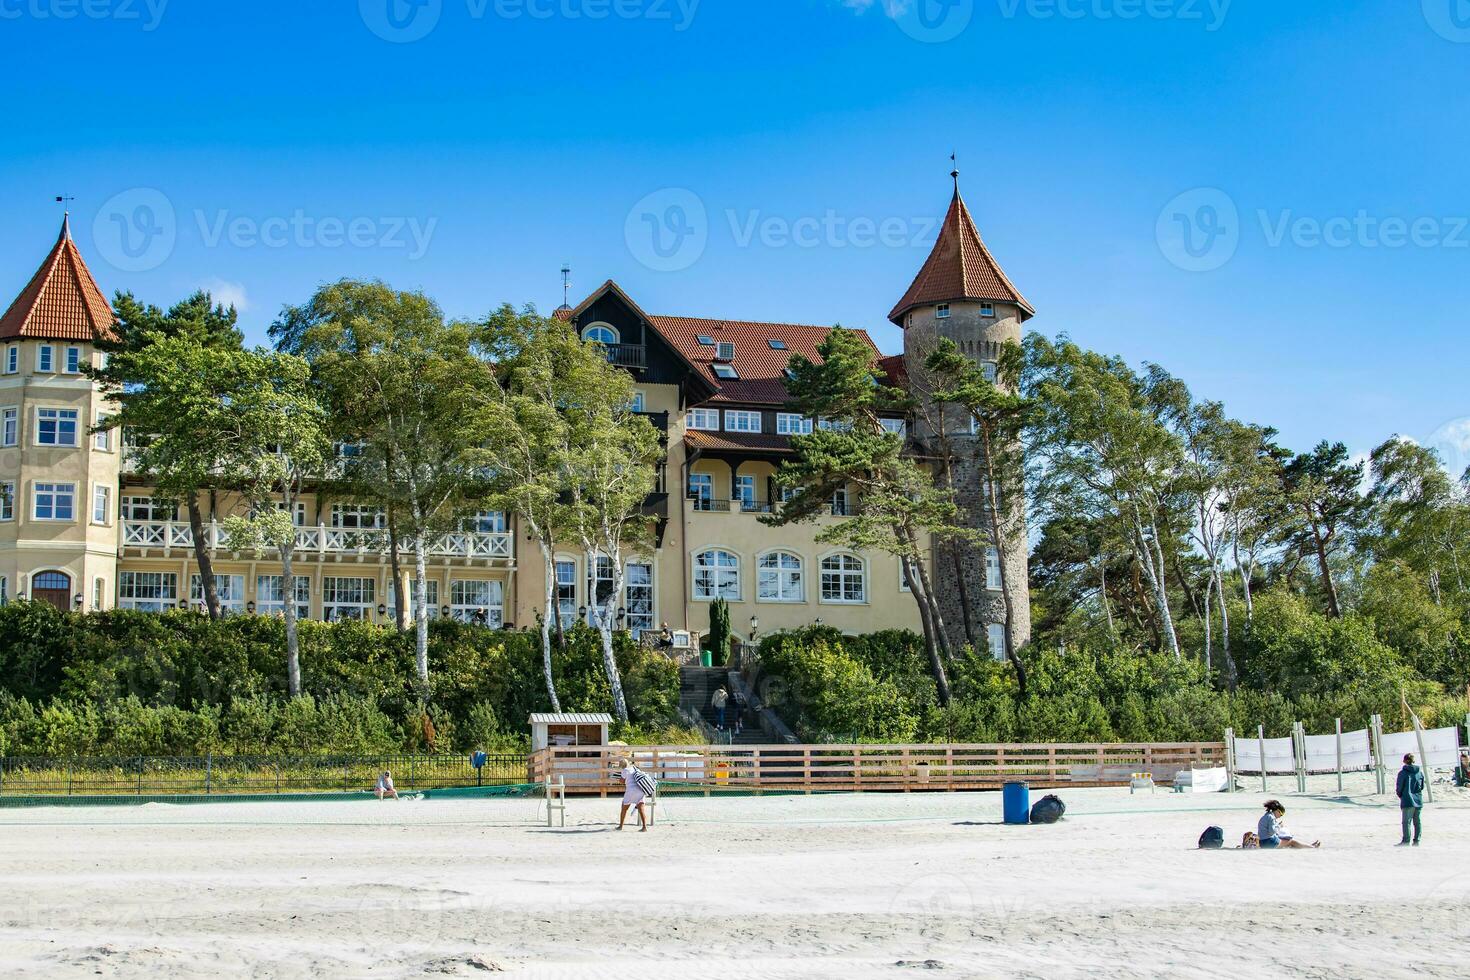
xmin=246 ymin=601 xmax=256 ymax=615
xmin=73 ymin=594 xmax=84 ymax=610
xmin=578 ymin=605 xmax=588 ymax=625
xmin=749 ymin=614 xmax=759 ymax=640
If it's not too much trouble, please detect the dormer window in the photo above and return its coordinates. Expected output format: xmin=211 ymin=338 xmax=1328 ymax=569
xmin=582 ymin=323 xmax=618 ymax=345
xmin=980 ymin=303 xmax=995 ymax=318
xmin=935 ymin=304 xmax=951 ymax=319
xmin=715 ymin=342 xmax=735 ymax=362
xmin=713 ymin=364 xmax=739 ymax=380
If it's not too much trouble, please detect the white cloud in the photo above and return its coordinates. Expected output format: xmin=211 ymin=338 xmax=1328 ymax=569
xmin=198 ymin=278 xmax=250 ymax=314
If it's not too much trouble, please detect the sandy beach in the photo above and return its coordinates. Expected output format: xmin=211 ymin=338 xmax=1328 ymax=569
xmin=1 ymin=775 xmax=1467 ymax=979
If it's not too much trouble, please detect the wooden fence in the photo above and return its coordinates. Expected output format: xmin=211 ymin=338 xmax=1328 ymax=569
xmin=528 ymin=742 xmax=1228 ymax=796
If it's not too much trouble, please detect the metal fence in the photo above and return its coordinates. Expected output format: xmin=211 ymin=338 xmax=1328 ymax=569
xmin=0 ymin=753 xmax=528 ymax=797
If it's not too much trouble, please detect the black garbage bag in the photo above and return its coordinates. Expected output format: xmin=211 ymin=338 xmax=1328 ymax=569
xmin=1198 ymin=826 xmax=1225 ymax=849
xmin=1030 ymin=794 xmax=1066 ymax=824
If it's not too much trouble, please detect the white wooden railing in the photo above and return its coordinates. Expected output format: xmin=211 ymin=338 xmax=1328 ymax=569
xmin=122 ymin=521 xmax=513 ymax=561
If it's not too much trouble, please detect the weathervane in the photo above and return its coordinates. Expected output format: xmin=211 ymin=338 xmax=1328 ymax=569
xmin=561 ymin=263 xmax=572 ymax=308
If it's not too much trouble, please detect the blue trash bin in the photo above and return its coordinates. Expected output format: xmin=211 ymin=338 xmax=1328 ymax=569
xmin=1003 ymin=781 xmax=1031 ymax=825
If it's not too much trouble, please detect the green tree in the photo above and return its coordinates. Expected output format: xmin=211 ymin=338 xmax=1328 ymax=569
xmin=1276 ymin=441 xmax=1366 ymax=618
xmin=91 ymin=292 xmax=245 ymax=619
xmin=216 ymin=350 xmax=330 ymax=696
xmin=767 ymin=327 xmax=965 ymax=704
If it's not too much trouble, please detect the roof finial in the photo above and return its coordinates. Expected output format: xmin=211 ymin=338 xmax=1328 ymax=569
xmin=561 ymin=263 xmax=572 ymax=309
xmin=950 ymin=153 xmax=959 ymax=193
xmin=55 ymin=195 xmax=76 ymax=240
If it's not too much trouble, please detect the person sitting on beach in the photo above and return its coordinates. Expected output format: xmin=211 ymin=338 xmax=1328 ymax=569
xmin=1455 ymin=752 xmax=1470 ymax=789
xmin=1258 ymin=800 xmax=1319 ymax=849
xmin=376 ymin=770 xmax=399 ymax=801
xmin=615 ymin=756 xmax=654 ymax=832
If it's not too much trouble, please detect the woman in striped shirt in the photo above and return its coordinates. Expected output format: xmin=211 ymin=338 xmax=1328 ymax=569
xmin=616 ymin=757 xmax=654 ymax=832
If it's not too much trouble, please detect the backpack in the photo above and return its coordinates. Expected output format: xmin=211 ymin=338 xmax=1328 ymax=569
xmin=1241 ymin=832 xmax=1260 ymax=849
xmin=1198 ymin=826 xmax=1225 ymax=849
xmin=1030 ymin=794 xmax=1066 ymax=825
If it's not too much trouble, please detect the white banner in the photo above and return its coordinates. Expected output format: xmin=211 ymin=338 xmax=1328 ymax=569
xmin=1380 ymin=727 xmax=1463 ymax=768
xmin=1302 ymin=729 xmax=1372 ymax=772
xmin=1232 ymin=736 xmax=1297 ymax=775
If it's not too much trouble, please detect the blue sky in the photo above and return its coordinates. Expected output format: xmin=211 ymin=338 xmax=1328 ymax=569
xmin=2 ymin=0 xmax=1468 ymax=469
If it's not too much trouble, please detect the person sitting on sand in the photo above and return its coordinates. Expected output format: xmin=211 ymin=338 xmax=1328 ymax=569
xmin=615 ymin=756 xmax=653 ymax=832
xmin=1258 ymin=800 xmax=1319 ymax=849
xmin=1455 ymin=751 xmax=1470 ymax=789
xmin=376 ymin=770 xmax=399 ymax=801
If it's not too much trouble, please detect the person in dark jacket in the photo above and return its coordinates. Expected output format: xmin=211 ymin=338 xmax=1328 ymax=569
xmin=1396 ymin=753 xmax=1425 ymax=847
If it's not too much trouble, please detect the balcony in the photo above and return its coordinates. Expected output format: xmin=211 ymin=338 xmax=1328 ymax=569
xmin=121 ymin=521 xmax=514 ymax=563
xmin=605 ymin=344 xmax=647 ymax=370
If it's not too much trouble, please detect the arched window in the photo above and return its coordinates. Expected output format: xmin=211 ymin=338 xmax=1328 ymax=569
xmin=693 ymin=549 xmax=740 ymax=601
xmin=582 ymin=323 xmax=619 ymax=345
xmin=757 ymin=552 xmax=803 ymax=602
xmin=820 ymin=554 xmax=866 ymax=604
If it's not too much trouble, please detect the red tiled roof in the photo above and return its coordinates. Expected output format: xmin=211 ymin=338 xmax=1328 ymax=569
xmin=685 ymin=430 xmax=794 ymax=455
xmin=649 ymin=314 xmax=881 ymax=406
xmin=888 ymin=188 xmax=1033 ymax=326
xmin=0 ymin=216 xmax=117 ymax=342
xmin=877 ymin=353 xmax=908 ymax=390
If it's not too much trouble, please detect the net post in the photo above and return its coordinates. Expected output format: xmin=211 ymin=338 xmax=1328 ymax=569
xmin=1257 ymin=726 xmax=1267 ymax=793
xmin=1335 ymin=719 xmax=1343 ymax=794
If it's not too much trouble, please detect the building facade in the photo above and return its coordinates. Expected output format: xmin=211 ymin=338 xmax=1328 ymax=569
xmin=0 ymin=182 xmax=1030 ymax=654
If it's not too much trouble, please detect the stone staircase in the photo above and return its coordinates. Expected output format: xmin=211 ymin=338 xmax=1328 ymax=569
xmin=679 ymin=666 xmax=768 ymax=745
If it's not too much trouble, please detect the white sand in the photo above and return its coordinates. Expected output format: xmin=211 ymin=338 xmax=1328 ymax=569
xmin=1 ymin=774 xmax=1467 ymax=979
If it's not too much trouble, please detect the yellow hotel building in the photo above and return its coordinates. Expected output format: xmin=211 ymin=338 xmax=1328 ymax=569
xmin=0 ymin=183 xmax=1030 ymax=654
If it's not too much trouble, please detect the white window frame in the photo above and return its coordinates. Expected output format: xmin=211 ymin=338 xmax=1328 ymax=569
xmin=693 ymin=548 xmax=741 ymax=601
xmin=1 ymin=407 xmax=16 ymax=448
xmin=581 ymin=322 xmax=619 ymax=345
xmin=880 ymin=418 xmax=906 ymax=438
xmin=830 ymin=486 xmax=850 ymax=516
xmin=35 ymin=407 xmax=79 ymax=447
xmin=322 ymin=576 xmax=376 ymax=621
xmin=1 ymin=576 xmax=8 ymax=606
xmin=93 ymin=577 xmax=105 ymax=611
xmin=64 ymin=346 xmax=81 ymax=374
xmin=625 ymin=561 xmax=655 ymax=636
xmin=330 ymin=503 xmax=385 ymax=530
xmin=734 ymin=474 xmax=756 ymax=510
xmin=981 ymin=361 xmax=998 ymax=384
xmin=464 ymin=511 xmax=508 ymax=533
xmin=94 ymin=414 xmax=112 ymax=452
xmin=37 ymin=345 xmax=54 ymax=372
xmin=712 ymin=364 xmax=739 ymax=380
xmin=688 ymin=472 xmax=714 ymax=510
xmin=33 ymin=482 xmax=76 ymax=522
xmin=630 ymin=390 xmax=646 ymax=413
xmin=776 ymin=413 xmax=812 ymax=436
xmin=0 ymin=481 xmax=14 ymax=521
xmin=555 ymin=558 xmax=577 ymax=625
xmin=817 ymin=417 xmax=852 ymax=432
xmin=92 ymin=484 xmax=111 ymax=526
xmin=688 ymin=408 xmax=720 ymax=431
xmin=4 ymin=346 xmax=16 ymax=374
xmin=257 ymin=575 xmax=311 ymax=620
xmin=121 ymin=496 xmax=177 ymax=522
xmin=389 ymin=578 xmax=440 ymax=622
xmin=757 ymin=551 xmax=804 ymax=603
xmin=819 ymin=553 xmax=867 ymax=604
xmin=119 ymin=571 xmax=178 ymax=612
xmin=935 ymin=303 xmax=951 ymax=319
xmin=724 ymin=410 xmax=761 ymax=433
xmin=985 ymin=546 xmax=1002 ymax=591
xmin=988 ymin=623 xmax=1007 ymax=661
xmin=980 ymin=303 xmax=996 ymax=318
xmin=191 ymin=574 xmax=247 ymax=614
xmin=450 ymin=579 xmax=504 ymax=627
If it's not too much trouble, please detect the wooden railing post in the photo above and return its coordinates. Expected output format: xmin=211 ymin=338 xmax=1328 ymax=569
xmin=803 ymin=746 xmax=812 ymax=794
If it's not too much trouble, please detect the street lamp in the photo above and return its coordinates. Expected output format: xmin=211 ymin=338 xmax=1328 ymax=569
xmin=246 ymin=601 xmax=256 ymax=615
xmin=178 ymin=600 xmax=189 ymax=611
xmin=578 ymin=605 xmax=588 ymax=623
xmin=73 ymin=594 xmax=84 ymax=609
xmin=376 ymin=603 xmax=388 ymax=617
xmin=440 ymin=605 xmax=451 ymax=619
xmin=749 ymin=614 xmax=759 ymax=639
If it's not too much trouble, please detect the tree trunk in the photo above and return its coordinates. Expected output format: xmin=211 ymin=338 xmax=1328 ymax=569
xmin=1216 ymin=564 xmax=1237 ymax=690
xmin=1132 ymin=508 xmax=1180 ymax=659
xmin=387 ymin=505 xmax=408 ymax=632
xmin=599 ymin=551 xmax=630 ymax=722
xmin=186 ymin=491 xmax=222 ymax=619
xmin=936 ymin=425 xmax=978 ymax=649
xmin=1310 ymin=519 xmax=1342 ymax=617
xmin=280 ymin=544 xmax=302 ymax=697
xmin=904 ymin=556 xmax=952 ymax=706
xmin=978 ymin=423 xmax=1026 ymax=700
xmin=413 ymin=533 xmax=430 ymax=694
xmin=539 ymin=545 xmax=562 ymax=712
xmin=907 ymin=529 xmax=952 ymax=661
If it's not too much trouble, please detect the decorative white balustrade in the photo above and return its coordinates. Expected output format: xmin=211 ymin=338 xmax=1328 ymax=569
xmin=122 ymin=521 xmax=513 ymax=561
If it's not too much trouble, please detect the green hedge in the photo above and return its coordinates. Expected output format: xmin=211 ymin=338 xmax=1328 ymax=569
xmin=754 ymin=595 xmax=1466 ymax=745
xmin=0 ymin=603 xmax=681 ymax=756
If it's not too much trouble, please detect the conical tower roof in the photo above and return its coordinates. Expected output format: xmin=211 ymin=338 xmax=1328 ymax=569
xmin=889 ymin=184 xmax=1033 ymax=327
xmin=0 ymin=215 xmax=117 ymax=342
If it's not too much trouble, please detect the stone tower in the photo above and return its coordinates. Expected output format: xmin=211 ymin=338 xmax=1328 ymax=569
xmin=892 ymin=176 xmax=1033 ymax=656
xmin=0 ymin=215 xmax=121 ymax=612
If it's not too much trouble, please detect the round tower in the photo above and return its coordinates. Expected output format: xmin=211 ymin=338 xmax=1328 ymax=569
xmin=893 ymin=175 xmax=1033 ymax=656
xmin=0 ymin=215 xmax=121 ymax=611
